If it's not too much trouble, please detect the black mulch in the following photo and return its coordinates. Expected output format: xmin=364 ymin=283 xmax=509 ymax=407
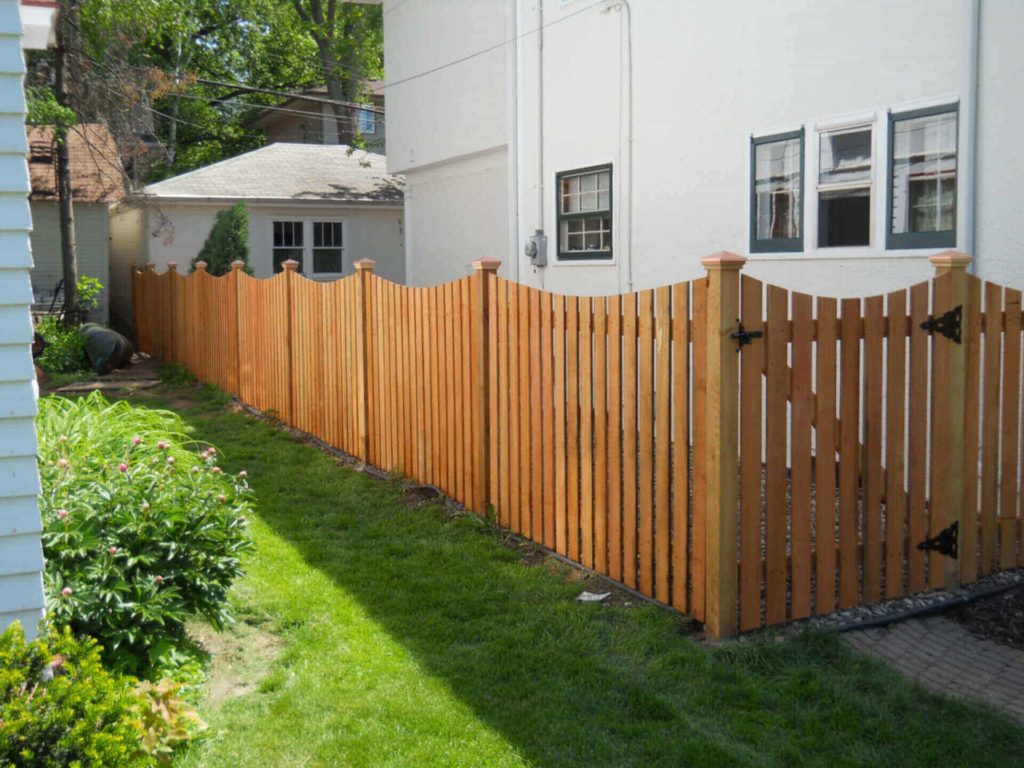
xmin=949 ymin=584 xmax=1024 ymax=651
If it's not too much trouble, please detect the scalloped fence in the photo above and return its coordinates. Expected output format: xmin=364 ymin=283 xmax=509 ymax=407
xmin=132 ymin=252 xmax=1024 ymax=637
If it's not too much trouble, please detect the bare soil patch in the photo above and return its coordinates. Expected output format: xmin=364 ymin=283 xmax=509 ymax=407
xmin=188 ymin=616 xmax=286 ymax=707
xmin=949 ymin=584 xmax=1024 ymax=651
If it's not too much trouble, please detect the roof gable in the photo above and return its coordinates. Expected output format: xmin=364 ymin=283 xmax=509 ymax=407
xmin=143 ymin=143 xmax=403 ymax=204
xmin=26 ymin=124 xmax=125 ymax=204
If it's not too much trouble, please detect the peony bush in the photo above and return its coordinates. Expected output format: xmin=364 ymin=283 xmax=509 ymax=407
xmin=37 ymin=392 xmax=254 ymax=675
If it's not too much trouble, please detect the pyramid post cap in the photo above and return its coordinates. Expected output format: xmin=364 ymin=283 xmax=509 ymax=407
xmin=701 ymin=251 xmax=747 ymax=270
xmin=471 ymin=258 xmax=502 ymax=272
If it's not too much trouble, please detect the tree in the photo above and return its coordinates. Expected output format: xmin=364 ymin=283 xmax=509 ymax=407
xmin=287 ymin=0 xmax=383 ymax=146
xmin=191 ymin=203 xmax=250 ymax=276
xmin=55 ymin=0 xmax=80 ymax=319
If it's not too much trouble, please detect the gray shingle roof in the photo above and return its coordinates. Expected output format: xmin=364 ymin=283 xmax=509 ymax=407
xmin=144 ymin=143 xmax=403 ymax=204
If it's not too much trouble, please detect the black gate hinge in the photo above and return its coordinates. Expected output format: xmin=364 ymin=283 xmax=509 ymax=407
xmin=731 ymin=321 xmax=763 ymax=351
xmin=916 ymin=521 xmax=958 ymax=559
xmin=920 ymin=305 xmax=962 ymax=344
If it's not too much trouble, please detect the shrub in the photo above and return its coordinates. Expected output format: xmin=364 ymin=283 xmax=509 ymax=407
xmin=192 ymin=202 xmax=250 ymax=276
xmin=0 ymin=623 xmax=152 ymax=768
xmin=37 ymin=392 xmax=254 ymax=676
xmin=133 ymin=679 xmax=206 ymax=764
xmin=35 ymin=316 xmax=89 ymax=374
xmin=158 ymin=363 xmax=197 ymax=386
xmin=76 ymin=275 xmax=104 ymax=312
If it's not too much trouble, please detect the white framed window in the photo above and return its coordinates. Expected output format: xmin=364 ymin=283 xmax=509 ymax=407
xmin=312 ymin=221 xmax=343 ymax=274
xmin=358 ymin=107 xmax=376 ymax=135
xmin=556 ymin=164 xmax=612 ymax=261
xmin=272 ymin=220 xmax=304 ymax=272
xmin=817 ymin=126 xmax=872 ymax=248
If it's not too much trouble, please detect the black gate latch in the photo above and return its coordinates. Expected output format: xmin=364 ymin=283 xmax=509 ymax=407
xmin=916 ymin=521 xmax=958 ymax=559
xmin=731 ymin=321 xmax=763 ymax=351
xmin=920 ymin=305 xmax=962 ymax=344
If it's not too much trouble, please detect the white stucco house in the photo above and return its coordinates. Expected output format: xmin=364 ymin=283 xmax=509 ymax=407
xmin=384 ymin=0 xmax=1024 ymax=296
xmin=110 ymin=143 xmax=404 ymax=321
xmin=1 ymin=0 xmax=58 ymax=641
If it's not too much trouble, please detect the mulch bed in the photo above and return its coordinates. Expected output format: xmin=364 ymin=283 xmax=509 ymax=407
xmin=949 ymin=584 xmax=1024 ymax=651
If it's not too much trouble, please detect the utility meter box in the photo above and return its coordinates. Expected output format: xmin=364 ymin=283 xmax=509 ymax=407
xmin=525 ymin=229 xmax=548 ymax=267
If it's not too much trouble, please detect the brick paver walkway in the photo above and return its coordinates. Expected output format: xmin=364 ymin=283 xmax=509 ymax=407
xmin=845 ymin=615 xmax=1024 ymax=723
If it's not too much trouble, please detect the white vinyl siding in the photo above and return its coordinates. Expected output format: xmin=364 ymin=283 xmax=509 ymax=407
xmin=0 ymin=0 xmax=46 ymax=641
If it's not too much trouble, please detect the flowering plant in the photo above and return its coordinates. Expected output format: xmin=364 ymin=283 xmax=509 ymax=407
xmin=37 ymin=392 xmax=254 ymax=676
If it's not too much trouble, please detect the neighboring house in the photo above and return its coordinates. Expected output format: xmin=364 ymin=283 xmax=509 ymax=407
xmin=246 ymin=81 xmax=385 ymax=153
xmin=110 ymin=143 xmax=404 ymax=320
xmin=383 ymin=0 xmax=1024 ymax=296
xmin=27 ymin=123 xmax=125 ymax=324
xmin=1 ymin=0 xmax=59 ymax=641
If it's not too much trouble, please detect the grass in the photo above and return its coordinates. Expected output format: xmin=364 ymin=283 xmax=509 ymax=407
xmin=113 ymin=386 xmax=1024 ymax=767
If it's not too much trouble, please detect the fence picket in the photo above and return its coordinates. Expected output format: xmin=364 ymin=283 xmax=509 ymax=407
xmin=1000 ymin=289 xmax=1022 ymax=569
xmin=815 ymin=297 xmax=838 ymax=615
xmin=739 ymin=276 xmax=764 ymax=630
xmin=790 ymin=291 xmax=813 ymax=620
xmin=863 ymin=295 xmax=884 ymax=603
xmin=838 ymin=297 xmax=861 ymax=609
xmin=884 ymin=289 xmax=908 ymax=599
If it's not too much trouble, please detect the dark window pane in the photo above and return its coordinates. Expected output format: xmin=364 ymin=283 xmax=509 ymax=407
xmin=273 ymin=248 xmax=303 ymax=272
xmin=313 ymin=248 xmax=342 ymax=273
xmin=818 ymin=188 xmax=870 ymax=247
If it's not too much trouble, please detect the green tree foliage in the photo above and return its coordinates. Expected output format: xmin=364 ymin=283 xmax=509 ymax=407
xmin=191 ymin=202 xmax=250 ymax=275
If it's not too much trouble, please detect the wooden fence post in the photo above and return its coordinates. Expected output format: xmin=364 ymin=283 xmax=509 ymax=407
xmin=702 ymin=251 xmax=746 ymax=639
xmin=471 ymin=259 xmax=501 ymax=515
xmin=354 ymin=259 xmax=376 ymax=461
xmin=930 ymin=250 xmax=972 ymax=590
xmin=166 ymin=261 xmax=177 ymax=364
xmin=282 ymin=259 xmax=299 ymax=426
xmin=231 ymin=260 xmax=246 ymax=398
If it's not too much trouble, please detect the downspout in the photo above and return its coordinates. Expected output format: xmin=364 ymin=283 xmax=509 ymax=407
xmin=507 ymin=0 xmax=520 ymax=282
xmin=536 ymin=0 xmax=545 ymax=289
xmin=962 ymin=0 xmax=980 ymax=270
xmin=612 ymin=0 xmax=634 ymax=292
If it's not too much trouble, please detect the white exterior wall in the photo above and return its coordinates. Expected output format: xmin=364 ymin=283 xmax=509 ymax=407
xmin=384 ymin=0 xmax=513 ymax=283
xmin=0 ymin=0 xmax=45 ymax=641
xmin=404 ymin=148 xmax=508 ymax=285
xmin=385 ymin=0 xmax=1024 ymax=296
xmin=142 ymin=201 xmax=405 ymax=283
xmin=108 ymin=202 xmax=146 ymax=330
xmin=973 ymin=0 xmax=1024 ymax=287
xmin=29 ymin=201 xmax=111 ymax=323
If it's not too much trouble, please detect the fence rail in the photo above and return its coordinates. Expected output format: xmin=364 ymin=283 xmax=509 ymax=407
xmin=132 ymin=252 xmax=1024 ymax=637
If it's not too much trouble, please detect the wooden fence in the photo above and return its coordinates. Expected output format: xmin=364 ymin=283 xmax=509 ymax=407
xmin=132 ymin=252 xmax=1024 ymax=637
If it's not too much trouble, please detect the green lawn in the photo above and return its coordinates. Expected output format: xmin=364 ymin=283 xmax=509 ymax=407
xmin=138 ymin=387 xmax=1024 ymax=767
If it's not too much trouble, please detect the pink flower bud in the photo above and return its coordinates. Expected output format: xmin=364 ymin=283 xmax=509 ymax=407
xmin=190 ymin=466 xmax=200 ymax=474
xmin=132 ymin=437 xmax=142 ymax=446
xmin=166 ymin=456 xmax=175 ymax=465
xmin=108 ymin=546 xmax=118 ymax=555
xmin=217 ymin=494 xmax=226 ymax=503
xmin=142 ymin=502 xmax=151 ymax=511
xmin=212 ymin=466 xmax=222 ymax=474
xmin=57 ymin=458 xmax=69 ymax=469
xmin=59 ymin=435 xmax=67 ymax=444
xmin=238 ymin=470 xmax=248 ymax=478
xmin=207 ymin=447 xmax=216 ymax=455
xmin=157 ymin=441 xmax=168 ymax=450
xmin=155 ymin=575 xmax=164 ymax=585
xmin=57 ymin=509 xmax=68 ymax=520
xmin=118 ymin=463 xmax=129 ymax=472
xmin=61 ymin=587 xmax=72 ymax=597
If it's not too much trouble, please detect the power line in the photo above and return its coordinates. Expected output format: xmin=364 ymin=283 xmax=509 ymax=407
xmin=380 ymin=0 xmax=600 ymax=91
xmin=196 ymin=77 xmax=384 ymax=115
